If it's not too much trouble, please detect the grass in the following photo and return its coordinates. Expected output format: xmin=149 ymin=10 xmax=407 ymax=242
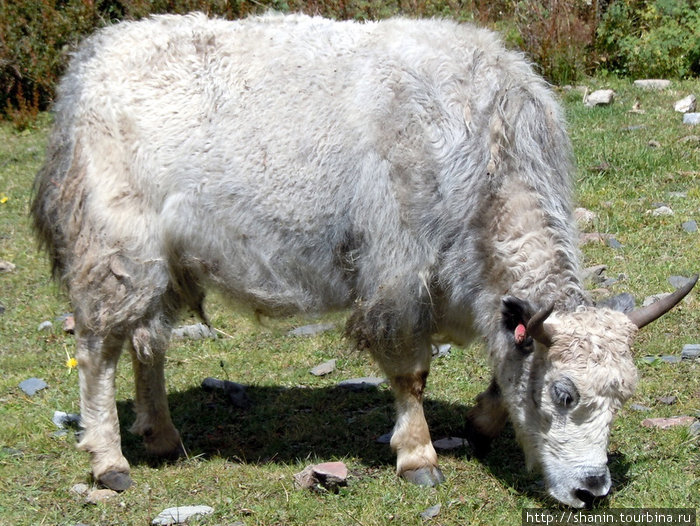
xmin=0 ymin=77 xmax=698 ymax=526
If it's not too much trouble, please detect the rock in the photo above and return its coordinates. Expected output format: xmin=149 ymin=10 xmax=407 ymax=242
xmin=689 ymin=421 xmax=700 ymax=437
xmin=433 ymin=437 xmax=468 ymax=450
xmin=53 ymin=410 xmax=81 ymax=430
xmin=337 ymin=377 xmax=386 ymax=391
xmin=201 ymin=377 xmax=249 ymax=408
xmin=598 ymin=293 xmax=635 ymax=313
xmin=152 ymin=505 xmax=214 ymax=525
xmin=681 ymin=344 xmax=700 ymax=360
xmin=642 ymin=293 xmax=671 ymax=307
xmin=669 ymin=275 xmax=694 ymax=289
xmin=70 ymin=483 xmax=90 ymax=496
xmin=420 ymin=504 xmax=441 ymax=520
xmin=682 ymin=220 xmax=698 ymax=233
xmin=38 ymin=320 xmax=53 ymax=332
xmin=288 ymin=322 xmax=336 ymax=336
xmin=628 ymin=101 xmax=645 ymax=114
xmin=629 ymin=403 xmax=651 ymax=412
xmin=19 ymin=378 xmax=48 ymax=396
xmin=648 ymin=206 xmax=674 ymax=216
xmin=683 ymin=113 xmax=700 ymax=125
xmin=574 ymin=207 xmax=597 ymax=230
xmin=310 ymin=359 xmax=336 ymax=376
xmin=584 ymin=89 xmax=614 ymax=107
xmin=431 ymin=343 xmax=451 ymax=359
xmin=606 ymin=237 xmax=623 ymax=250
xmin=647 ymin=140 xmax=661 ymax=148
xmin=62 ymin=315 xmax=75 ymax=334
xmin=294 ymin=462 xmax=348 ymax=493
xmin=660 ymin=355 xmax=681 ymax=364
xmin=674 ymin=94 xmax=697 ymax=113
xmin=376 ymin=432 xmax=393 ymax=444
xmin=642 ymin=416 xmax=695 ymax=429
xmin=634 ymin=79 xmax=671 ymax=90
xmin=85 ymin=488 xmax=118 ymax=504
xmin=656 ymin=395 xmax=677 ymax=405
xmin=579 ymin=232 xmax=613 ymax=246
xmin=0 ymin=260 xmax=15 ymax=272
xmin=171 ymin=323 xmax=217 ymax=340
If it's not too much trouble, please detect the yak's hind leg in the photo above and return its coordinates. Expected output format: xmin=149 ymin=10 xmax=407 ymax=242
xmin=75 ymin=331 xmax=133 ymax=491
xmin=128 ymin=319 xmax=182 ymax=459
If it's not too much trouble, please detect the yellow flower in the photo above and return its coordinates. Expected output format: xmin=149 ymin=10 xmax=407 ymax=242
xmin=0 ymin=194 xmax=8 ymax=204
xmin=66 ymin=357 xmax=78 ymax=369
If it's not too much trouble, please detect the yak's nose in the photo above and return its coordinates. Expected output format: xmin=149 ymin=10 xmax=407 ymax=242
xmin=575 ymin=468 xmax=611 ymax=507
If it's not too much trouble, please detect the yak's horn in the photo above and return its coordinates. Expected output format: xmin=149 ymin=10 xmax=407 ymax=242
xmin=627 ymin=274 xmax=698 ymax=329
xmin=527 ymin=303 xmax=555 ymax=347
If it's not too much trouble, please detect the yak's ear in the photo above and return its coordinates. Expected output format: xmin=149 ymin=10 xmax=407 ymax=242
xmin=501 ymin=296 xmax=536 ymax=352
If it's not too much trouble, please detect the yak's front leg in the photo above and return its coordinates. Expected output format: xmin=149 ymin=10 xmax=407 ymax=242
xmin=465 ymin=377 xmax=508 ymax=455
xmin=128 ymin=325 xmax=182 ymax=459
xmin=376 ymin=347 xmax=445 ymax=486
xmin=75 ymin=332 xmax=133 ymax=491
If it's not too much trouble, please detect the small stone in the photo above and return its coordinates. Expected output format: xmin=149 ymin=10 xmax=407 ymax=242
xmin=642 ymin=416 xmax=695 ymax=429
xmin=682 ymin=220 xmax=698 ymax=233
xmin=310 ymin=359 xmax=336 ymax=376
xmin=585 ymin=89 xmax=614 ymax=107
xmin=674 ymin=94 xmax=697 ymax=113
xmin=681 ymin=344 xmax=700 ymax=360
xmin=668 ymin=275 xmax=694 ymax=289
xmin=606 ymin=237 xmax=623 ymax=249
xmin=288 ymin=322 xmax=336 ymax=336
xmin=0 ymin=260 xmax=15 ymax=272
xmin=660 ymin=355 xmax=681 ymax=364
xmin=683 ymin=113 xmax=700 ymax=125
xmin=70 ymin=483 xmax=90 ymax=496
xmin=642 ymin=293 xmax=671 ymax=308
xmin=85 ymin=488 xmax=118 ymax=504
xmin=431 ymin=343 xmax=451 ymax=359
xmin=648 ymin=206 xmax=674 ymax=216
xmin=152 ymin=505 xmax=214 ymax=525
xmin=574 ymin=207 xmax=597 ymax=230
xmin=579 ymin=232 xmax=613 ymax=246
xmin=630 ymin=403 xmax=652 ymax=412
xmin=294 ymin=462 xmax=348 ymax=493
xmin=689 ymin=421 xmax=700 ymax=436
xmin=420 ymin=504 xmax=441 ymax=520
xmin=376 ymin=432 xmax=393 ymax=444
xmin=634 ymin=79 xmax=671 ymax=90
xmin=656 ymin=395 xmax=677 ymax=405
xmin=337 ymin=377 xmax=386 ymax=391
xmin=19 ymin=378 xmax=48 ymax=396
xmin=201 ymin=377 xmax=249 ymax=408
xmin=53 ymin=411 xmax=81 ymax=429
xmin=38 ymin=320 xmax=53 ymax=332
xmin=171 ymin=323 xmax=217 ymax=340
xmin=433 ymin=437 xmax=468 ymax=450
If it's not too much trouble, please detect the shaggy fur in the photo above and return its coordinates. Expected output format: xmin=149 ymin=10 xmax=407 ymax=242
xmin=33 ymin=13 xmax=641 ymax=506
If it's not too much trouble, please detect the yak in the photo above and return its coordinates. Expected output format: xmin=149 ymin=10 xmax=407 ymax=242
xmin=32 ymin=13 xmax=696 ymax=507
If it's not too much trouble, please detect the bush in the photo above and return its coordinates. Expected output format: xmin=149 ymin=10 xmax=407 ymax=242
xmin=597 ymin=0 xmax=700 ymax=78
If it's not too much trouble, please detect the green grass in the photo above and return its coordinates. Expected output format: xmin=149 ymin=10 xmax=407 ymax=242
xmin=1 ymin=78 xmax=698 ymax=526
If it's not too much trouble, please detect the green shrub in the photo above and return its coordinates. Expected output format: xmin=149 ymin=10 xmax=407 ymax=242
xmin=597 ymin=0 xmax=700 ymax=78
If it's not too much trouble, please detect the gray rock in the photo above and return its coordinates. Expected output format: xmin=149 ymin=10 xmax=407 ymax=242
xmin=634 ymin=79 xmax=671 ymax=90
xmin=70 ymin=483 xmax=90 ymax=496
xmin=689 ymin=421 xmax=700 ymax=437
xmin=0 ymin=260 xmax=15 ymax=273
xmin=171 ymin=323 xmax=217 ymax=340
xmin=337 ymin=377 xmax=386 ymax=391
xmin=598 ymin=293 xmax=635 ymax=313
xmin=579 ymin=232 xmax=613 ymax=246
xmin=38 ymin=320 xmax=53 ymax=332
xmin=674 ymin=94 xmax=697 ymax=113
xmin=288 ymin=322 xmax=336 ymax=336
xmin=642 ymin=293 xmax=671 ymax=307
xmin=19 ymin=378 xmax=48 ymax=396
xmin=669 ymin=275 xmax=694 ymax=289
xmin=585 ymin=89 xmax=614 ymax=107
xmin=681 ymin=344 xmax=700 ymax=360
xmin=656 ymin=395 xmax=677 ymax=405
xmin=683 ymin=113 xmax=700 ymax=125
xmin=649 ymin=205 xmax=674 ymax=216
xmin=431 ymin=343 xmax=451 ymax=359
xmin=420 ymin=504 xmax=441 ymax=520
xmin=433 ymin=437 xmax=468 ymax=450
xmin=606 ymin=237 xmax=623 ymax=249
xmin=660 ymin=355 xmax=681 ymax=364
xmin=53 ymin=410 xmax=81 ymax=429
xmin=629 ymin=403 xmax=652 ymax=412
xmin=152 ymin=505 xmax=214 ymax=525
xmin=682 ymin=220 xmax=698 ymax=233
xmin=376 ymin=432 xmax=393 ymax=444
xmin=201 ymin=377 xmax=250 ymax=408
xmin=310 ymin=359 xmax=336 ymax=376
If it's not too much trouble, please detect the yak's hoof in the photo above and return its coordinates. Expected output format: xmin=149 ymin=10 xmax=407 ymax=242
xmin=98 ymin=470 xmax=133 ymax=492
xmin=402 ymin=466 xmax=445 ymax=487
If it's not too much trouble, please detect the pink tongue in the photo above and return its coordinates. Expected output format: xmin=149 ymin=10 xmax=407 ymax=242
xmin=514 ymin=323 xmax=527 ymax=344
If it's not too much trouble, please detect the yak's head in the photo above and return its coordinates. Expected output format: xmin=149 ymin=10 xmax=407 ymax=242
xmin=497 ymin=275 xmax=697 ymax=508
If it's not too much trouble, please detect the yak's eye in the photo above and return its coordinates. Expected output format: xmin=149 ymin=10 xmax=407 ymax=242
xmin=550 ymin=377 xmax=580 ymax=409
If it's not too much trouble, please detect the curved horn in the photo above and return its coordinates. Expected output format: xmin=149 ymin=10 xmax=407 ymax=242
xmin=527 ymin=303 xmax=555 ymax=347
xmin=627 ymin=274 xmax=698 ymax=329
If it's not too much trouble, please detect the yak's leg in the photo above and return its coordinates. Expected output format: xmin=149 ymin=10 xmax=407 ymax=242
xmin=75 ymin=332 xmax=133 ymax=491
xmin=465 ymin=377 xmax=508 ymax=455
xmin=128 ymin=324 xmax=182 ymax=459
xmin=376 ymin=347 xmax=444 ymax=487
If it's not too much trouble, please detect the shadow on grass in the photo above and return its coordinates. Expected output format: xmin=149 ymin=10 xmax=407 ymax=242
xmin=114 ymin=384 xmax=630 ymax=505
